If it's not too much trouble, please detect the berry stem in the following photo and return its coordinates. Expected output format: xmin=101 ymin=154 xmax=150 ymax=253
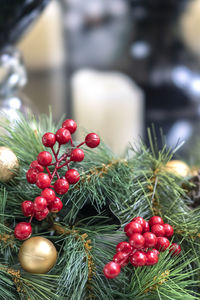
xmin=56 ymin=144 xmax=61 ymax=156
xmin=76 ymin=141 xmax=85 ymax=148
xmin=70 ymin=138 xmax=74 ymax=147
xmin=46 ymin=167 xmax=52 ymax=178
xmin=55 ymin=170 xmax=60 ymax=179
xmin=57 ymin=159 xmax=71 ymax=169
xmin=51 ymin=146 xmax=57 ymax=159
xmin=29 ymin=214 xmax=34 ymax=223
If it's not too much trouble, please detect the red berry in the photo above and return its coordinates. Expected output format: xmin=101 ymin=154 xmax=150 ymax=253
xmin=42 ymin=132 xmax=56 ymax=147
xmin=169 ymin=243 xmax=181 ymax=256
xmin=49 ymin=197 xmax=63 ymax=212
xmin=37 ymin=151 xmax=52 ymax=166
xmin=14 ymin=222 xmax=32 ymax=240
xmin=113 ymin=252 xmax=129 ymax=267
xmin=36 ymin=173 xmax=51 ymax=189
xmin=130 ymin=251 xmax=146 ymax=267
xmin=21 ymin=201 xmax=34 ymax=217
xmin=116 ymin=241 xmax=132 ymax=254
xmin=151 ymin=248 xmax=160 ymax=256
xmin=143 ymin=220 xmax=150 ymax=233
xmin=145 ymin=251 xmax=159 ymax=266
xmin=149 ymin=216 xmax=164 ymax=227
xmin=132 ymin=217 xmax=145 ymax=227
xmin=62 ymin=119 xmax=77 ymax=134
xmin=30 ymin=160 xmax=44 ymax=172
xmin=163 ymin=224 xmax=174 ymax=238
xmin=85 ymin=133 xmax=100 ymax=148
xmin=156 ymin=237 xmax=170 ymax=252
xmin=70 ymin=148 xmax=84 ymax=162
xmin=151 ymin=224 xmax=165 ymax=237
xmin=129 ymin=233 xmax=145 ymax=249
xmin=34 ymin=208 xmax=49 ymax=221
xmin=65 ymin=169 xmax=80 ymax=184
xmin=34 ymin=196 xmax=47 ymax=212
xmin=124 ymin=222 xmax=143 ymax=237
xmin=41 ymin=188 xmax=56 ymax=204
xmin=143 ymin=232 xmax=157 ymax=248
xmin=26 ymin=169 xmax=38 ymax=184
xmin=56 ymin=128 xmax=71 ymax=144
xmin=54 ymin=178 xmax=69 ymax=194
xmin=103 ymin=261 xmax=121 ymax=279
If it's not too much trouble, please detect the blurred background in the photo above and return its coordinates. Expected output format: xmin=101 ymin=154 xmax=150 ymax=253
xmin=2 ymin=0 xmax=200 ymax=157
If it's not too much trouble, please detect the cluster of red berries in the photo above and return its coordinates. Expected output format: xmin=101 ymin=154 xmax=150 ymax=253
xmin=14 ymin=119 xmax=100 ymax=240
xmin=103 ymin=216 xmax=181 ymax=279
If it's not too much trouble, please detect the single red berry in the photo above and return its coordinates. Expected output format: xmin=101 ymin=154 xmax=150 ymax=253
xmin=65 ymin=169 xmax=80 ymax=184
xmin=124 ymin=222 xmax=143 ymax=237
xmin=143 ymin=220 xmax=150 ymax=233
xmin=41 ymin=188 xmax=56 ymax=204
xmin=21 ymin=201 xmax=34 ymax=217
xmin=116 ymin=241 xmax=132 ymax=254
xmin=156 ymin=237 xmax=170 ymax=252
xmin=130 ymin=251 xmax=146 ymax=267
xmin=169 ymin=243 xmax=181 ymax=256
xmin=143 ymin=232 xmax=157 ymax=248
xmin=54 ymin=178 xmax=69 ymax=194
xmin=132 ymin=217 xmax=145 ymax=227
xmin=34 ymin=208 xmax=49 ymax=221
xmin=26 ymin=169 xmax=38 ymax=184
xmin=37 ymin=151 xmax=52 ymax=166
xmin=113 ymin=252 xmax=129 ymax=267
xmin=145 ymin=251 xmax=159 ymax=266
xmin=62 ymin=119 xmax=77 ymax=134
xmin=70 ymin=148 xmax=84 ymax=162
xmin=30 ymin=160 xmax=44 ymax=172
xmin=36 ymin=173 xmax=51 ymax=189
xmin=151 ymin=248 xmax=160 ymax=256
xmin=129 ymin=233 xmax=145 ymax=249
xmin=151 ymin=224 xmax=165 ymax=237
xmin=56 ymin=128 xmax=71 ymax=144
xmin=14 ymin=222 xmax=32 ymax=240
xmin=163 ymin=224 xmax=174 ymax=238
xmin=149 ymin=216 xmax=164 ymax=227
xmin=34 ymin=196 xmax=47 ymax=212
xmin=42 ymin=132 xmax=56 ymax=147
xmin=85 ymin=133 xmax=100 ymax=148
xmin=103 ymin=262 xmax=121 ymax=279
xmin=49 ymin=197 xmax=63 ymax=212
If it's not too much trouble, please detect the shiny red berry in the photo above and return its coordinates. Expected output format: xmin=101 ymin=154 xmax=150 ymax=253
xmin=113 ymin=252 xmax=129 ymax=267
xmin=129 ymin=233 xmax=145 ymax=249
xmin=56 ymin=128 xmax=71 ymax=144
xmin=42 ymin=132 xmax=56 ymax=147
xmin=26 ymin=169 xmax=38 ymax=184
xmin=21 ymin=201 xmax=34 ymax=217
xmin=85 ymin=133 xmax=100 ymax=148
xmin=163 ymin=224 xmax=174 ymax=238
xmin=34 ymin=196 xmax=47 ymax=212
xmin=116 ymin=241 xmax=132 ymax=254
xmin=169 ymin=243 xmax=181 ymax=256
xmin=156 ymin=237 xmax=170 ymax=252
xmin=49 ymin=197 xmax=63 ymax=212
xmin=65 ymin=169 xmax=80 ymax=184
xmin=30 ymin=160 xmax=44 ymax=172
xmin=151 ymin=224 xmax=165 ymax=237
xmin=151 ymin=248 xmax=160 ymax=256
xmin=34 ymin=208 xmax=49 ymax=221
xmin=124 ymin=222 xmax=143 ymax=237
xmin=143 ymin=220 xmax=150 ymax=233
xmin=70 ymin=148 xmax=84 ymax=162
xmin=103 ymin=262 xmax=121 ymax=279
xmin=36 ymin=173 xmax=51 ymax=189
xmin=62 ymin=119 xmax=77 ymax=134
xmin=145 ymin=251 xmax=159 ymax=265
xmin=14 ymin=222 xmax=32 ymax=240
xmin=130 ymin=251 xmax=146 ymax=267
xmin=37 ymin=151 xmax=52 ymax=166
xmin=132 ymin=217 xmax=145 ymax=227
xmin=143 ymin=232 xmax=157 ymax=248
xmin=41 ymin=188 xmax=56 ymax=204
xmin=54 ymin=178 xmax=69 ymax=194
xmin=149 ymin=216 xmax=164 ymax=227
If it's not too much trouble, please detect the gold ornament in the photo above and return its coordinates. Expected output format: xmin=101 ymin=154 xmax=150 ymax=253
xmin=0 ymin=146 xmax=19 ymax=182
xmin=18 ymin=237 xmax=57 ymax=274
xmin=165 ymin=160 xmax=190 ymax=177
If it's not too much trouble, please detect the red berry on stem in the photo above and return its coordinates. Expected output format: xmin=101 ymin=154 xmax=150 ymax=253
xmin=85 ymin=133 xmax=100 ymax=148
xmin=132 ymin=217 xmax=145 ymax=227
xmin=62 ymin=119 xmax=77 ymax=134
xmin=41 ymin=188 xmax=56 ymax=204
xmin=21 ymin=201 xmax=34 ymax=216
xmin=54 ymin=178 xmax=69 ymax=194
xmin=49 ymin=197 xmax=63 ymax=212
xmin=30 ymin=160 xmax=44 ymax=172
xmin=130 ymin=251 xmax=146 ymax=267
xmin=34 ymin=208 xmax=49 ymax=221
xmin=151 ymin=224 xmax=165 ymax=237
xmin=151 ymin=248 xmax=160 ymax=256
xmin=156 ymin=237 xmax=170 ymax=252
xmin=37 ymin=151 xmax=52 ymax=166
xmin=143 ymin=220 xmax=150 ymax=233
xmin=14 ymin=222 xmax=32 ymax=240
xmin=42 ymin=132 xmax=56 ymax=147
xmin=103 ymin=262 xmax=121 ymax=279
xmin=149 ymin=216 xmax=164 ymax=227
xmin=116 ymin=241 xmax=132 ymax=254
xmin=143 ymin=232 xmax=157 ymax=248
xmin=56 ymin=128 xmax=71 ymax=144
xmin=70 ymin=148 xmax=84 ymax=162
xmin=113 ymin=252 xmax=129 ymax=267
xmin=145 ymin=250 xmax=159 ymax=266
xmin=124 ymin=222 xmax=143 ymax=237
xmin=36 ymin=173 xmax=51 ymax=189
xmin=26 ymin=169 xmax=38 ymax=184
xmin=129 ymin=233 xmax=145 ymax=249
xmin=163 ymin=224 xmax=174 ymax=238
xmin=65 ymin=169 xmax=80 ymax=184
xmin=34 ymin=196 xmax=47 ymax=212
xmin=169 ymin=243 xmax=182 ymax=256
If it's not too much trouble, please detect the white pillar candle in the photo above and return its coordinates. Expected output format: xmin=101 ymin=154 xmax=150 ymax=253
xmin=72 ymin=69 xmax=144 ymax=155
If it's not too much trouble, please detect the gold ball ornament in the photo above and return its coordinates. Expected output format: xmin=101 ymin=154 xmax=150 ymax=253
xmin=165 ymin=160 xmax=190 ymax=177
xmin=18 ymin=237 xmax=57 ymax=274
xmin=0 ymin=146 xmax=19 ymax=182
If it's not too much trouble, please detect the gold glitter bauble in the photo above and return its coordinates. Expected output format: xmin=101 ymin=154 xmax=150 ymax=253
xmin=18 ymin=237 xmax=57 ymax=274
xmin=0 ymin=146 xmax=19 ymax=182
xmin=165 ymin=160 xmax=190 ymax=177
